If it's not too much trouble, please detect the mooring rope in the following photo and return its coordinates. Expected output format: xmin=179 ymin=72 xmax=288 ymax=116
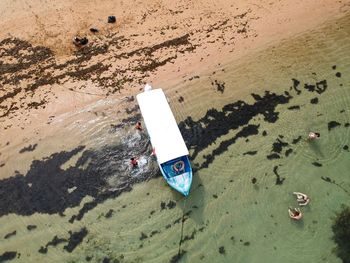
xmin=177 ymin=197 xmax=188 ymax=255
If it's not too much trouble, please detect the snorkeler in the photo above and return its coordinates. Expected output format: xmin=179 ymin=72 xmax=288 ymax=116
xmin=293 ymin=192 xmax=310 ymax=206
xmin=288 ymin=207 xmax=303 ymax=220
xmin=308 ymin=132 xmax=320 ymax=140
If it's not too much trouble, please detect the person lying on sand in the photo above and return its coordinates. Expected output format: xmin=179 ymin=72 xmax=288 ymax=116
xmin=293 ymin=192 xmax=310 ymax=206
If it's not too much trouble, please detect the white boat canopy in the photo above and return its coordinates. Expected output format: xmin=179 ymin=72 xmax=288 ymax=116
xmin=137 ymin=88 xmax=189 ymax=164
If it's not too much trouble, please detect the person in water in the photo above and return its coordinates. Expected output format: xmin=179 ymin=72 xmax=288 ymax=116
xmin=130 ymin=157 xmax=138 ymax=167
xmin=308 ymin=132 xmax=320 ymax=140
xmin=135 ymin=122 xmax=142 ymax=131
xmin=293 ymin=192 xmax=310 ymax=206
xmin=288 ymin=207 xmax=302 ymax=220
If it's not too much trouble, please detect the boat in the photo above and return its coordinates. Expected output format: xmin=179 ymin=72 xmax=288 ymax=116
xmin=136 ymin=84 xmax=192 ymax=196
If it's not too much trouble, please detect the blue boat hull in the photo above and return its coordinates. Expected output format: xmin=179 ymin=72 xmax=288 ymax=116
xmin=159 ymin=156 xmax=192 ymax=196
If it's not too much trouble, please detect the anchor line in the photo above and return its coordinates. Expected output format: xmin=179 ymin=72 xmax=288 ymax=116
xmin=177 ymin=197 xmax=187 ymax=255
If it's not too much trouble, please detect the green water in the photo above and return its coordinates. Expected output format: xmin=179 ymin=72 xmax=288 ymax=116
xmin=1 ymin=14 xmax=350 ymax=263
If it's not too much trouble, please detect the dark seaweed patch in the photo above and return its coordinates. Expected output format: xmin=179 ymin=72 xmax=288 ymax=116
xmin=312 ymin=162 xmax=322 ymax=167
xmin=167 ymin=201 xmax=176 ymax=209
xmin=243 ymin=151 xmax=257 ymax=156
xmin=178 ymin=90 xmax=292 ymax=164
xmin=213 ymin=194 xmax=218 ymax=199
xmin=0 ymin=131 xmax=157 ymax=221
xmin=161 ymin=200 xmax=176 ymax=210
xmin=328 ymin=121 xmax=341 ymax=131
xmin=212 ymin=80 xmax=225 ymax=93
xmin=243 ymin=241 xmax=250 ymax=246
xmin=335 ymin=72 xmax=341 ymax=78
xmin=343 ymin=145 xmax=349 ymax=151
xmin=267 ymin=153 xmax=280 ymax=160
xmin=285 ymin=149 xmax=293 ymax=157
xmin=331 ymin=206 xmax=350 ymax=263
xmin=272 ymin=138 xmax=289 ymax=154
xmin=140 ymin=232 xmax=148 ymax=240
xmin=38 ymin=235 xmax=67 ymax=254
xmin=315 ymin=80 xmax=327 ymax=94
xmin=292 ymin=136 xmax=302 ymax=144
xmin=0 ymin=251 xmax=17 ymax=262
xmin=291 ymin=79 xmax=301 ymax=95
xmin=181 ymin=229 xmax=197 ymax=244
xmin=287 ymin=105 xmax=300 ymax=110
xmin=19 ymin=144 xmax=38 ymax=153
xmin=218 ymin=246 xmax=225 ymax=254
xmin=27 ymin=225 xmax=37 ymax=231
xmin=332 ymin=65 xmax=337 ymax=70
xmin=178 ymin=96 xmax=184 ymax=103
xmin=310 ymin=97 xmax=318 ymax=104
xmin=345 ymin=123 xmax=350 ymax=128
xmin=321 ymin=176 xmax=333 ymax=183
xmin=63 ymin=227 xmax=88 ymax=253
xmin=273 ymin=166 xmax=285 ymax=185
xmin=105 ymin=209 xmax=114 ymax=218
xmin=251 ymin=177 xmax=257 ymax=184
xmin=150 ymin=230 xmax=160 ymax=237
xmin=262 ymin=131 xmax=267 ymax=136
xmin=304 ymin=84 xmax=315 ymax=92
xmin=200 ymin=125 xmax=259 ymax=169
xmin=4 ymin=230 xmax=16 ymax=239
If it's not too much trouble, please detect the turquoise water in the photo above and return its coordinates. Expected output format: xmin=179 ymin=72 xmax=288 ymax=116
xmin=0 ymin=13 xmax=350 ymax=263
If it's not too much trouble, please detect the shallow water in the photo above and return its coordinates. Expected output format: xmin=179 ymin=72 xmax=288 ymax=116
xmin=1 ymin=13 xmax=350 ymax=263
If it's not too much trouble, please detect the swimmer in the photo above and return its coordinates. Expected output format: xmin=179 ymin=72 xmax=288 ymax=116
xmin=135 ymin=122 xmax=142 ymax=131
xmin=130 ymin=157 xmax=138 ymax=167
xmin=308 ymin=132 xmax=320 ymax=140
xmin=288 ymin=207 xmax=303 ymax=220
xmin=293 ymin=192 xmax=310 ymax=206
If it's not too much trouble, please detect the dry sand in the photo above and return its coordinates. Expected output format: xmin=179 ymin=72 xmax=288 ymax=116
xmin=0 ymin=0 xmax=349 ymax=156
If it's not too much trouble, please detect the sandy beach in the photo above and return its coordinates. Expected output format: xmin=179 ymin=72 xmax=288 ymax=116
xmin=1 ymin=1 xmax=350 ymax=262
xmin=1 ymin=0 xmax=349 ymax=140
